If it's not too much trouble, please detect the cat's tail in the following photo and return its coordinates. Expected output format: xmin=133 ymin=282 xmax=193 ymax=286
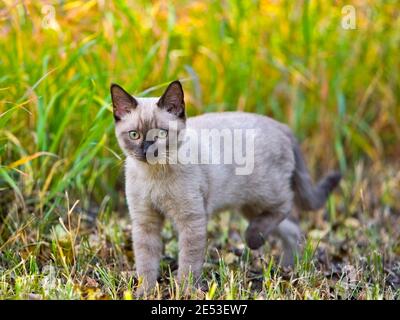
xmin=291 ymin=138 xmax=341 ymax=211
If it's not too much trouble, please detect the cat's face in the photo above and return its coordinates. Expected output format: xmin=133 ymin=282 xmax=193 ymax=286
xmin=111 ymin=81 xmax=186 ymax=163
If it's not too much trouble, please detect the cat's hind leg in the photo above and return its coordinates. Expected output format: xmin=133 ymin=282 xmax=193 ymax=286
xmin=244 ymin=200 xmax=292 ymax=250
xmin=273 ymin=219 xmax=302 ymax=267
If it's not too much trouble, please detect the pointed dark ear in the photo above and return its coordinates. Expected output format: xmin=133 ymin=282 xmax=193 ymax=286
xmin=157 ymin=80 xmax=185 ymax=119
xmin=110 ymin=83 xmax=137 ymax=121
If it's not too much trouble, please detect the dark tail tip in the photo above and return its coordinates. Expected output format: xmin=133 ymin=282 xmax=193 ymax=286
xmin=322 ymin=171 xmax=342 ymax=195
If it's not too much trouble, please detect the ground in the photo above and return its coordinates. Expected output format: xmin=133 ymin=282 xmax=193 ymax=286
xmin=1 ymin=161 xmax=399 ymax=299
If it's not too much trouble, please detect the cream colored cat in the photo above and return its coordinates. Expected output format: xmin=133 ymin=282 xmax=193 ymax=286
xmin=110 ymin=80 xmax=341 ymax=295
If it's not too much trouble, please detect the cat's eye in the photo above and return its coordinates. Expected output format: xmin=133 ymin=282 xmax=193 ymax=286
xmin=158 ymin=129 xmax=168 ymax=139
xmin=128 ymin=130 xmax=140 ymax=140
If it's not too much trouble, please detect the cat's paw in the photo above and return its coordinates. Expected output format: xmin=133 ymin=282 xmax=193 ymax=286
xmin=135 ymin=282 xmax=156 ymax=299
xmin=245 ymin=232 xmax=265 ymax=250
xmin=135 ymin=286 xmax=146 ymax=299
xmin=135 ymin=285 xmax=155 ymax=299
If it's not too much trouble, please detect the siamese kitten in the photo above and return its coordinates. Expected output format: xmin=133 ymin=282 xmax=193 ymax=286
xmin=111 ymin=80 xmax=341 ymax=295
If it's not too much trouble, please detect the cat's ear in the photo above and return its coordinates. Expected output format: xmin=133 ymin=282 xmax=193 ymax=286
xmin=110 ymin=83 xmax=138 ymax=121
xmin=157 ymin=80 xmax=185 ymax=119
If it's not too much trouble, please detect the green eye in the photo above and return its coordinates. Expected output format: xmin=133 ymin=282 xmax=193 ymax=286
xmin=158 ymin=129 xmax=168 ymax=139
xmin=128 ymin=130 xmax=140 ymax=140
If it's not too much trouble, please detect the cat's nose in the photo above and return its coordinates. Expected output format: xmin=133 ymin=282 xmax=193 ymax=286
xmin=142 ymin=140 xmax=155 ymax=154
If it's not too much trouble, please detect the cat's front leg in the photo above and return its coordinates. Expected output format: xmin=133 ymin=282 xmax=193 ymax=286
xmin=174 ymin=213 xmax=207 ymax=287
xmin=131 ymin=209 xmax=164 ymax=297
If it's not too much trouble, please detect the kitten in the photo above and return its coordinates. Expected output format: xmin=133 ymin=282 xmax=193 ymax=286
xmin=110 ymin=80 xmax=341 ymax=295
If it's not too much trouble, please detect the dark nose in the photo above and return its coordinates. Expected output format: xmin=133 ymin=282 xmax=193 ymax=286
xmin=142 ymin=140 xmax=155 ymax=154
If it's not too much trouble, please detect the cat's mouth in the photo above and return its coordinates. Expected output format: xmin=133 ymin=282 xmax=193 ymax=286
xmin=133 ymin=149 xmax=160 ymax=163
xmin=134 ymin=153 xmax=147 ymax=162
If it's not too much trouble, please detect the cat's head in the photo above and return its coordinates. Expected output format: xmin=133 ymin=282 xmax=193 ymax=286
xmin=110 ymin=80 xmax=186 ymax=163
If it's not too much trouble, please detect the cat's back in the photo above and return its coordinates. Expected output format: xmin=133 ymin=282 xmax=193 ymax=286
xmin=185 ymin=111 xmax=295 ymax=215
xmin=186 ymin=112 xmax=294 ymax=156
xmin=187 ymin=111 xmax=291 ymax=134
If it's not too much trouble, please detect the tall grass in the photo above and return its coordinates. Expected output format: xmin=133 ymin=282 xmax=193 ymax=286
xmin=1 ymin=0 xmax=399 ymax=209
xmin=0 ymin=0 xmax=399 ymax=299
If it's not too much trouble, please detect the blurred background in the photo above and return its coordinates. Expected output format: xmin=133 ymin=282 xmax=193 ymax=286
xmin=0 ymin=1 xmax=399 ymax=299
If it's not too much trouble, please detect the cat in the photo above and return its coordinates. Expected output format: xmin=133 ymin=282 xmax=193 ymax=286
xmin=110 ymin=80 xmax=341 ymax=295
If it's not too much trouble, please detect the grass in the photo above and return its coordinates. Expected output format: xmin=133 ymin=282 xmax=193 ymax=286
xmin=0 ymin=0 xmax=399 ymax=300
